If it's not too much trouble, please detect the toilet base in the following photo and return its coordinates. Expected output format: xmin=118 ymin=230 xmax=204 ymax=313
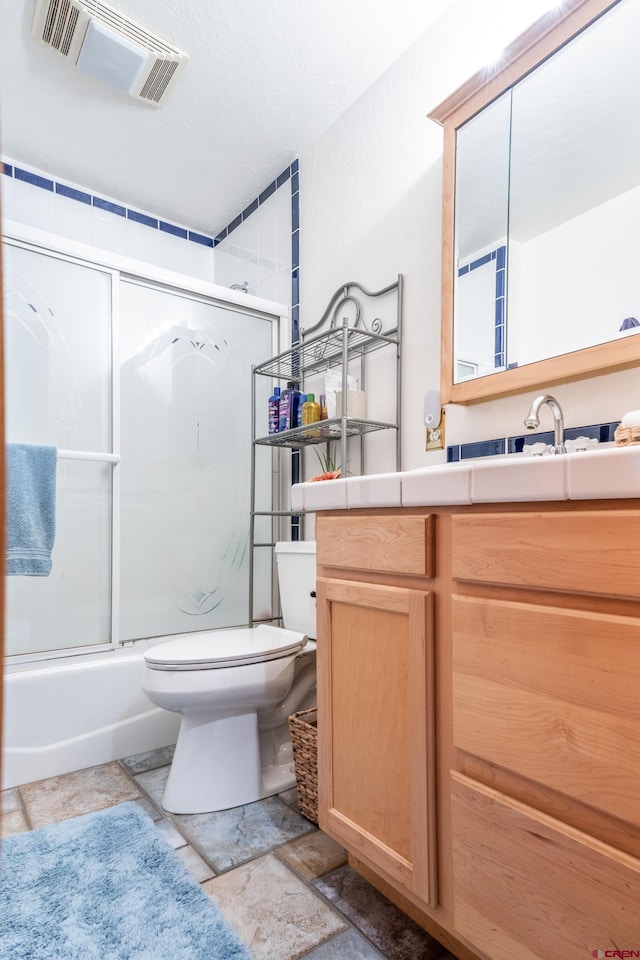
xmin=162 ymin=711 xmax=262 ymax=814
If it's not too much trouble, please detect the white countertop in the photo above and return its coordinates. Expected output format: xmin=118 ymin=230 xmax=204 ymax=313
xmin=290 ymin=445 xmax=640 ymax=511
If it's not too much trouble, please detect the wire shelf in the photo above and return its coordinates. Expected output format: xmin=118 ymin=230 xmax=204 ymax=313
xmin=254 ymin=326 xmax=398 ymax=381
xmin=254 ymin=417 xmax=397 ymax=449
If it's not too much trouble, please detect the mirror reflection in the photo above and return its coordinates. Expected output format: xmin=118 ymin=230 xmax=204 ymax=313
xmin=454 ymin=0 xmax=640 ymax=384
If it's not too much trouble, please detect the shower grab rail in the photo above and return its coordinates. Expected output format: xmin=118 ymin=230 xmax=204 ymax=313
xmin=57 ymin=449 xmax=120 ymax=464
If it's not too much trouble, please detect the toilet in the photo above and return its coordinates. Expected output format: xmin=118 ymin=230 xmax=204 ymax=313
xmin=142 ymin=541 xmax=316 ymax=814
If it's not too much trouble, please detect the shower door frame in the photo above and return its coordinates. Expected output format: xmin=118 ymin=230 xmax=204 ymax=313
xmin=3 ymin=220 xmax=286 ymax=665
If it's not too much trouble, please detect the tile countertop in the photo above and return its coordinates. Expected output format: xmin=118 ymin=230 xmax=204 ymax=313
xmin=290 ymin=446 xmax=640 ymax=512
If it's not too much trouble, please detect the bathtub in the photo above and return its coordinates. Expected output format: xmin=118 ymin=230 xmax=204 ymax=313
xmin=3 ymin=641 xmax=180 ymax=789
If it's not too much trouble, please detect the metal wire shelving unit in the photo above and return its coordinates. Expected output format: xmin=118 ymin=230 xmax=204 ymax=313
xmin=249 ymin=275 xmax=403 ymax=627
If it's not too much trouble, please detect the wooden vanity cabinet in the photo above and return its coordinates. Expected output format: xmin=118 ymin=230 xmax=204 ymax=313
xmin=315 ymin=512 xmax=438 ymax=906
xmin=317 ymin=501 xmax=640 ymax=960
xmin=450 ymin=508 xmax=640 ymax=959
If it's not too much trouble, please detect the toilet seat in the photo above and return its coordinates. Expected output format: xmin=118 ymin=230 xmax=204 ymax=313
xmin=144 ymin=625 xmax=308 ymax=671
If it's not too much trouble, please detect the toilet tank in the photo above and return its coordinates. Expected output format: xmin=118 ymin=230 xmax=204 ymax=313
xmin=275 ymin=541 xmax=316 ymax=639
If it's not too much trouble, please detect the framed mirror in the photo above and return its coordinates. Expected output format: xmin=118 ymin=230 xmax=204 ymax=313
xmin=430 ymin=0 xmax=640 ymax=403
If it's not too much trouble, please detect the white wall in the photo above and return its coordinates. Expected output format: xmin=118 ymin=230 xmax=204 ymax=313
xmin=298 ymin=0 xmax=640 ymax=468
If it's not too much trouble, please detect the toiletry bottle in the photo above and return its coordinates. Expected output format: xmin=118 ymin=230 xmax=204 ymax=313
xmin=268 ymin=385 xmax=281 ymax=434
xmin=319 ymin=394 xmax=328 ymax=420
xmin=296 ymin=395 xmax=307 ymax=429
xmin=279 ymin=382 xmax=300 ymax=432
xmin=301 ymin=393 xmax=321 ymax=425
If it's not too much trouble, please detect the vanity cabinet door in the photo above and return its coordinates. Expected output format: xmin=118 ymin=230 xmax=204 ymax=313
xmin=316 ymin=576 xmax=437 ymax=906
xmin=451 ymin=773 xmax=640 ymax=960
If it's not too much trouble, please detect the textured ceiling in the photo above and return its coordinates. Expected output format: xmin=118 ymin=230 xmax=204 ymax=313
xmin=0 ymin=0 xmax=456 ymax=236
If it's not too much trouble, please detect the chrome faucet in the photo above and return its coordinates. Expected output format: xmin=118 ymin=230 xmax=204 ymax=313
xmin=524 ymin=394 xmax=567 ymax=454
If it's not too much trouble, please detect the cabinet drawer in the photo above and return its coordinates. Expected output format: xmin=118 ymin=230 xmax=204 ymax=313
xmin=452 ymin=595 xmax=640 ymax=824
xmin=451 ymin=773 xmax=640 ymax=960
xmin=451 ymin=511 xmax=640 ymax=596
xmin=317 ymin=514 xmax=434 ymax=577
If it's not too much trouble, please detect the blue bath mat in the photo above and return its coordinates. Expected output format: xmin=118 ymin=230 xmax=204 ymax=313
xmin=0 ymin=801 xmax=253 ymax=960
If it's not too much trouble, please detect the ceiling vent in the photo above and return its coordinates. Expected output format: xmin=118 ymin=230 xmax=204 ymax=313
xmin=32 ymin=0 xmax=188 ymax=106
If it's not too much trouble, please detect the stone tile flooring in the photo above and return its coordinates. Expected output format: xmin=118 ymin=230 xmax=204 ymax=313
xmin=1 ymin=748 xmax=457 ymax=960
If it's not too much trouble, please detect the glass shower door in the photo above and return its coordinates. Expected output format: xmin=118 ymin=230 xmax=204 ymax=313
xmin=119 ymin=279 xmax=272 ymax=641
xmin=3 ymin=242 xmax=113 ymax=657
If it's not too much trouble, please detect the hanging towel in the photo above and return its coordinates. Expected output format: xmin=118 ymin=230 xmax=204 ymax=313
xmin=6 ymin=443 xmax=57 ymax=576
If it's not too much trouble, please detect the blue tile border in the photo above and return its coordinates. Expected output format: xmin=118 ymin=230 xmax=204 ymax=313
xmin=55 ymin=183 xmax=91 ymax=205
xmin=159 ymin=220 xmax=187 ymax=239
xmin=449 ymin=420 xmax=620 ymax=461
xmin=188 ymin=230 xmax=214 ymax=248
xmin=3 ymin=162 xmax=215 ymax=249
xmin=128 ymin=209 xmax=158 ymax=228
xmin=458 ymin=243 xmax=507 ymax=369
xmin=94 ymin=197 xmax=126 ymax=217
xmin=14 ymin=167 xmax=54 ymax=191
xmin=213 ymin=158 xmax=301 ymax=345
xmin=507 ymin=420 xmax=619 ymax=453
xmin=5 ymin=156 xmax=301 ymax=343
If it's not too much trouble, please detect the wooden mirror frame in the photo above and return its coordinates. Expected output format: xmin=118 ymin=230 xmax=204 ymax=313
xmin=429 ymin=0 xmax=637 ymax=404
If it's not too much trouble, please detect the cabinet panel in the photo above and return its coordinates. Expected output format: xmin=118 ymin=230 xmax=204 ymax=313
xmin=452 ymin=595 xmax=640 ymax=824
xmin=316 ymin=514 xmax=434 ymax=577
xmin=451 ymin=511 xmax=640 ymax=597
xmin=451 ymin=773 xmax=640 ymax=960
xmin=317 ymin=576 xmax=436 ymax=904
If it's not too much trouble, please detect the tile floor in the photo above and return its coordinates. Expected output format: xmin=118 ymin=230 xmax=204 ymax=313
xmin=1 ymin=747 xmax=457 ymax=960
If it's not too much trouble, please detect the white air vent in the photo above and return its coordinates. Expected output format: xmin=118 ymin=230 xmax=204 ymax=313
xmin=32 ymin=0 xmax=188 ymax=106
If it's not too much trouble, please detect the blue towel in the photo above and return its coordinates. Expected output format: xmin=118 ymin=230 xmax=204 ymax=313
xmin=6 ymin=443 xmax=57 ymax=576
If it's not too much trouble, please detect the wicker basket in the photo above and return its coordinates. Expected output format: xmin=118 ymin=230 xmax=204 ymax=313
xmin=288 ymin=707 xmax=318 ymax=824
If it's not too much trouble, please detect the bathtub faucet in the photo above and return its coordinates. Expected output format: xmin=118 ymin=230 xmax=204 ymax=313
xmin=524 ymin=394 xmax=566 ymax=454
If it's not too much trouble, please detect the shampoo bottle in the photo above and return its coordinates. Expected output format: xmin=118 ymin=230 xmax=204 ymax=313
xmin=301 ymin=392 xmax=321 ymax=425
xmin=268 ymin=386 xmax=281 ymax=434
xmin=279 ymin=382 xmax=300 ymax=432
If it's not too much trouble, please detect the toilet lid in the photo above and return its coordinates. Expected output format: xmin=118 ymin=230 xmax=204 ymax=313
xmin=143 ymin=625 xmax=308 ymax=671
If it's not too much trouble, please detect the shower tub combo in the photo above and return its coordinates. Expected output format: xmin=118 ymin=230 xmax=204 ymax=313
xmin=3 ymin=227 xmax=288 ymax=792
xmin=3 ymin=641 xmax=180 ymax=790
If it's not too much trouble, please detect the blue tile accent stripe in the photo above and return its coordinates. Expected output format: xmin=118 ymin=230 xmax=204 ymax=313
xmin=15 ymin=167 xmax=54 ymax=191
xmin=3 ymin=163 xmax=215 ymax=249
xmin=94 ymin=197 xmax=126 ymax=217
xmin=212 ymin=158 xmax=301 ymax=346
xmin=128 ymin=209 xmax=158 ymax=228
xmin=56 ymin=183 xmax=91 ymax=204
xmin=507 ymin=420 xmax=619 ymax=453
xmin=216 ymin=161 xmax=297 ymax=242
xmin=457 ymin=243 xmax=507 ymax=369
xmin=449 ymin=420 xmax=620 ymax=461
xmin=460 ymin=438 xmax=506 ymax=460
xmin=494 ymin=244 xmax=506 ymax=368
xmin=159 ymin=220 xmax=187 ymax=239
xmin=188 ymin=230 xmax=214 ymax=247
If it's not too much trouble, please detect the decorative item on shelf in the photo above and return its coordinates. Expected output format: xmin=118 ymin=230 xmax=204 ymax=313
xmin=308 ymin=447 xmax=344 ymax=482
xmin=614 ymin=409 xmax=640 ymax=446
